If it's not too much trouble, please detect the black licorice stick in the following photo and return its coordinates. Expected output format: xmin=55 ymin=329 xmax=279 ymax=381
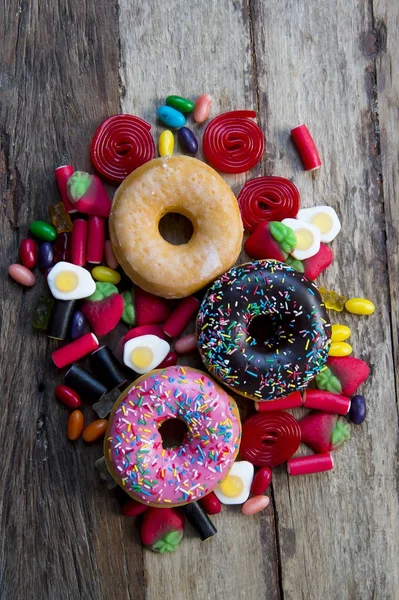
xmin=47 ymin=300 xmax=76 ymax=340
xmin=89 ymin=346 xmax=127 ymax=391
xmin=182 ymin=502 xmax=217 ymax=541
xmin=65 ymin=365 xmax=107 ymax=403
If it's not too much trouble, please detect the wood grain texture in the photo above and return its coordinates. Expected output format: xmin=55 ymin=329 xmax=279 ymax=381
xmin=1 ymin=0 xmax=398 ymax=599
xmin=251 ymin=1 xmax=399 ymax=598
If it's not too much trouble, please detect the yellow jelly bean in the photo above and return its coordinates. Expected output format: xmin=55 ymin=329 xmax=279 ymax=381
xmin=345 ymin=297 xmax=375 ymax=315
xmin=331 ymin=324 xmax=351 ymax=342
xmin=92 ymin=266 xmax=121 ymax=285
xmin=158 ymin=130 xmax=174 ymax=157
xmin=329 ymin=342 xmax=352 ymax=357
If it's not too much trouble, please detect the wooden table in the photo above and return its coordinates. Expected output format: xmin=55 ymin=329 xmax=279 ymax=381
xmin=2 ymin=2 xmax=399 ymax=599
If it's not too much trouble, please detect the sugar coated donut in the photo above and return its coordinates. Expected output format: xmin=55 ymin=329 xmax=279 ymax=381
xmin=197 ymin=260 xmax=331 ymax=402
xmin=104 ymin=365 xmax=241 ymax=507
xmin=109 ymin=156 xmax=243 ymax=298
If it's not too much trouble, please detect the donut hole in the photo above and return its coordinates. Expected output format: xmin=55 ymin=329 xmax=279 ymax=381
xmin=158 ymin=212 xmax=194 ymax=245
xmin=158 ymin=418 xmax=189 ymax=449
xmin=248 ymin=314 xmax=290 ymax=350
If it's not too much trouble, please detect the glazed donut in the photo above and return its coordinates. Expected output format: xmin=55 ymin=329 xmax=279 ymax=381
xmin=109 ymin=156 xmax=243 ymax=299
xmin=197 ymin=260 xmax=331 ymax=402
xmin=104 ymin=365 xmax=241 ymax=507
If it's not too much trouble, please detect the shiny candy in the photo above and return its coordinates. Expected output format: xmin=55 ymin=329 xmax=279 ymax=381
xmin=331 ymin=324 xmax=351 ymax=342
xmin=104 ymin=240 xmax=119 ymax=269
xmin=166 ymin=95 xmax=194 ymax=113
xmin=55 ymin=385 xmax=81 ymax=409
xmin=345 ymin=297 xmax=375 ymax=315
xmin=69 ymin=310 xmax=86 ymax=340
xmin=241 ymin=495 xmax=270 ymax=516
xmin=20 ymin=238 xmax=37 ymax=269
xmin=158 ymin=130 xmax=174 ymax=157
xmin=251 ymin=467 xmax=272 ymax=495
xmin=193 ymin=93 xmax=212 ymax=123
xmin=29 ymin=220 xmax=57 ymax=241
xmin=175 ymin=333 xmax=197 ymax=354
xmin=8 ymin=264 xmax=35 ymax=287
xmin=92 ymin=266 xmax=121 ymax=285
xmin=329 ymin=342 xmax=352 ymax=357
xmin=82 ymin=419 xmax=108 ymax=442
xmin=67 ymin=410 xmax=84 ymax=440
xmin=157 ymin=105 xmax=186 ymax=128
xmin=38 ymin=242 xmax=55 ymax=270
xmin=178 ymin=127 xmax=198 ymax=154
xmin=349 ymin=395 xmax=367 ymax=425
xmin=49 ymin=202 xmax=73 ymax=233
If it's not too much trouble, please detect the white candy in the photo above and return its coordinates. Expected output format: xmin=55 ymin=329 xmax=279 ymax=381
xmin=47 ymin=261 xmax=96 ymax=300
xmin=282 ymin=218 xmax=321 ymax=260
xmin=214 ymin=461 xmax=254 ymax=505
xmin=296 ymin=206 xmax=341 ymax=243
xmin=123 ymin=335 xmax=170 ymax=374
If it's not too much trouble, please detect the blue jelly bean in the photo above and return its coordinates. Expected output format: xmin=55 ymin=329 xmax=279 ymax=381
xmin=157 ymin=106 xmax=186 ymax=128
xmin=349 ymin=395 xmax=367 ymax=425
xmin=69 ymin=310 xmax=86 ymax=340
xmin=178 ymin=127 xmax=199 ymax=154
xmin=38 ymin=242 xmax=55 ymax=270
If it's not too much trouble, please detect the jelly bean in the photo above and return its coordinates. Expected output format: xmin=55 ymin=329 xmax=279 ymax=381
xmin=178 ymin=127 xmax=198 ymax=154
xmin=8 ymin=264 xmax=35 ymax=287
xmin=349 ymin=395 xmax=367 ymax=425
xmin=54 ymin=232 xmax=70 ymax=263
xmin=199 ymin=492 xmax=222 ymax=515
xmin=166 ymin=95 xmax=194 ymax=113
xmin=20 ymin=239 xmax=37 ymax=269
xmin=67 ymin=410 xmax=84 ymax=440
xmin=157 ymin=105 xmax=186 ymax=128
xmin=29 ymin=220 xmax=57 ymax=241
xmin=32 ymin=295 xmax=54 ymax=329
xmin=158 ymin=130 xmax=174 ymax=157
xmin=345 ymin=297 xmax=375 ymax=315
xmin=69 ymin=310 xmax=86 ymax=340
xmin=175 ymin=333 xmax=197 ymax=354
xmin=194 ymin=93 xmax=212 ymax=123
xmin=122 ymin=499 xmax=148 ymax=517
xmin=104 ymin=240 xmax=119 ymax=269
xmin=331 ymin=324 xmax=351 ymax=342
xmin=48 ymin=202 xmax=73 ymax=233
xmin=157 ymin=351 xmax=178 ymax=368
xmin=328 ymin=342 xmax=352 ymax=357
xmin=251 ymin=467 xmax=272 ymax=495
xmin=38 ymin=242 xmax=55 ymax=270
xmin=82 ymin=419 xmax=108 ymax=442
xmin=241 ymin=495 xmax=270 ymax=516
xmin=55 ymin=384 xmax=81 ymax=409
xmin=92 ymin=265 xmax=121 ymax=285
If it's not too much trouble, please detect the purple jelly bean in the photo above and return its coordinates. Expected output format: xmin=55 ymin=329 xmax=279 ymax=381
xmin=69 ymin=310 xmax=86 ymax=340
xmin=39 ymin=242 xmax=55 ymax=270
xmin=178 ymin=127 xmax=198 ymax=154
xmin=349 ymin=395 xmax=366 ymax=425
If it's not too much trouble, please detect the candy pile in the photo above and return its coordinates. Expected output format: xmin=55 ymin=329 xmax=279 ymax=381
xmin=8 ymin=93 xmax=375 ymax=553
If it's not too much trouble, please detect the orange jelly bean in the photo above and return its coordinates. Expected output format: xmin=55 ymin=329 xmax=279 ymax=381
xmin=67 ymin=410 xmax=84 ymax=440
xmin=82 ymin=419 xmax=108 ymax=442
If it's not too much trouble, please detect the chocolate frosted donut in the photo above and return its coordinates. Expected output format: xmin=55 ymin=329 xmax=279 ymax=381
xmin=197 ymin=260 xmax=331 ymax=402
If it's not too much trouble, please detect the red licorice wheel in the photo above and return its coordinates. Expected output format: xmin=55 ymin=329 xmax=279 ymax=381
xmin=238 ymin=176 xmax=300 ymax=232
xmin=90 ymin=114 xmax=156 ymax=183
xmin=202 ymin=110 xmax=264 ymax=174
xmin=240 ymin=411 xmax=301 ymax=467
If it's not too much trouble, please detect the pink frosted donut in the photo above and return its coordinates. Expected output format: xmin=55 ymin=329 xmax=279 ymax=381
xmin=105 ymin=365 xmax=241 ymax=507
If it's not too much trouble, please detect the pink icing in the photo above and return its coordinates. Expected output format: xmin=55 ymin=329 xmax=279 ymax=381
xmin=106 ymin=365 xmax=241 ymax=506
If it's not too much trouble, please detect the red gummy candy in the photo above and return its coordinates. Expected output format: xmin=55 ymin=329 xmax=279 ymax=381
xmin=299 ymin=412 xmax=350 ymax=453
xmin=135 ymin=287 xmax=170 ymax=326
xmin=199 ymin=492 xmax=222 ymax=515
xmin=67 ymin=172 xmax=111 ymax=217
xmin=141 ymin=507 xmax=184 ymax=553
xmin=303 ymin=243 xmax=333 ymax=280
xmin=250 ymin=467 xmax=272 ymax=495
xmin=244 ymin=221 xmax=288 ymax=261
xmin=327 ymin=356 xmax=370 ymax=397
xmin=122 ymin=499 xmax=148 ymax=517
xmin=81 ymin=292 xmax=124 ymax=337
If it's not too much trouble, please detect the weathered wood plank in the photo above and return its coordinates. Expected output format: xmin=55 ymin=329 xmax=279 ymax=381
xmin=118 ymin=2 xmax=279 ymax=599
xmin=0 ymin=3 xmax=145 ymax=599
xmin=251 ymin=0 xmax=399 ymax=598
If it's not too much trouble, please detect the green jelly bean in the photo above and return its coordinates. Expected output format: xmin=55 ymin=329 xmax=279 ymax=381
xmin=33 ymin=295 xmax=55 ymax=329
xmin=29 ymin=220 xmax=57 ymax=241
xmin=166 ymin=95 xmax=195 ymax=113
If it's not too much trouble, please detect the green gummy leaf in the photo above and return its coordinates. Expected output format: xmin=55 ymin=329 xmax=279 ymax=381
xmin=86 ymin=282 xmax=119 ymax=302
xmin=67 ymin=171 xmax=91 ymax=200
xmin=270 ymin=221 xmax=297 ymax=254
xmin=286 ymin=256 xmax=305 ymax=273
xmin=121 ymin=289 xmax=136 ymax=325
xmin=164 ymin=530 xmax=183 ymax=546
xmin=269 ymin=221 xmax=285 ymax=242
xmin=331 ymin=418 xmax=351 ymax=448
xmin=315 ymin=367 xmax=342 ymax=394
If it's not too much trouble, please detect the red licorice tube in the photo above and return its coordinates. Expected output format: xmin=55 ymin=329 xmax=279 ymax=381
xmin=291 ymin=124 xmax=322 ymax=171
xmin=52 ymin=333 xmax=99 ymax=368
xmin=86 ymin=216 xmax=105 ymax=264
xmin=237 ymin=176 xmax=300 ymax=232
xmin=55 ymin=165 xmax=76 ymax=213
xmin=303 ymin=389 xmax=351 ymax=415
xmin=71 ymin=219 xmax=87 ymax=266
xmin=90 ymin=114 xmax=155 ymax=183
xmin=287 ymin=453 xmax=333 ymax=476
xmin=162 ymin=297 xmax=200 ymax=338
xmin=255 ymin=391 xmax=303 ymax=412
xmin=202 ymin=110 xmax=265 ymax=174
